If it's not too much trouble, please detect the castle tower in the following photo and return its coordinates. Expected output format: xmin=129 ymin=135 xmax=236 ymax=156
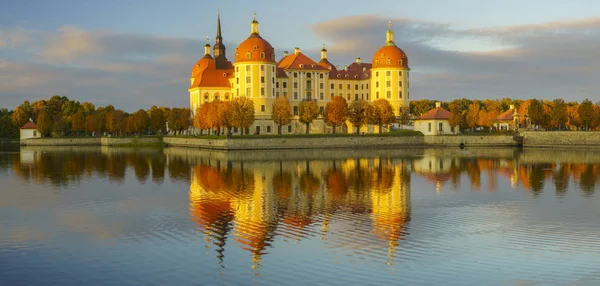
xmin=370 ymin=21 xmax=410 ymax=116
xmin=233 ymin=13 xmax=277 ymax=121
xmin=213 ymin=12 xmax=228 ymax=69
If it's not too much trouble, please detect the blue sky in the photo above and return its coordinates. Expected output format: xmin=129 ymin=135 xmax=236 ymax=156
xmin=2 ymin=0 xmax=600 ymax=111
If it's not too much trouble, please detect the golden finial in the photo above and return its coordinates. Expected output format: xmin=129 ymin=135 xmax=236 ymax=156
xmin=217 ymin=6 xmax=220 ymax=16
xmin=388 ymin=20 xmax=392 ymax=30
xmin=205 ymin=36 xmax=209 ymax=45
xmin=253 ymin=12 xmax=257 ymax=21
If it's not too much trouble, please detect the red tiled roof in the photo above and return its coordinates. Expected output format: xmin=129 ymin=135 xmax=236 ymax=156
xmin=416 ymin=107 xmax=451 ymax=120
xmin=495 ymin=109 xmax=515 ymax=121
xmin=189 ymin=58 xmax=233 ymax=89
xmin=328 ymin=62 xmax=372 ymax=80
xmin=21 ymin=121 xmax=37 ymax=129
xmin=277 ymin=52 xmax=327 ymax=70
xmin=276 ymin=68 xmax=288 ymax=78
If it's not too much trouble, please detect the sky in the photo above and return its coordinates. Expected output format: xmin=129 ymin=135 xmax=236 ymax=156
xmin=1 ymin=0 xmax=600 ymax=111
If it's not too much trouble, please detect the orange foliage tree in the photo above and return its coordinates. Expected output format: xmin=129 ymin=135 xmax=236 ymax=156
xmin=36 ymin=110 xmax=52 ymax=137
xmin=324 ymin=96 xmax=348 ymax=134
xmin=133 ymin=109 xmax=149 ymax=135
xmin=70 ymin=111 xmax=85 ymax=136
xmin=465 ymin=102 xmax=480 ymax=131
xmin=272 ymin=96 xmax=292 ymax=135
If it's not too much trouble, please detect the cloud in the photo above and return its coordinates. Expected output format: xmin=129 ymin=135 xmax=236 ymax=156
xmin=2 ymin=16 xmax=600 ymax=111
xmin=311 ymin=15 xmax=600 ymax=102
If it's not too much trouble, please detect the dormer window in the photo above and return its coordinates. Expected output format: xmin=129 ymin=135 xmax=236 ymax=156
xmin=246 ymin=52 xmax=251 ymax=59
xmin=260 ymin=52 xmax=265 ymax=59
xmin=376 ymin=60 xmax=379 ymax=65
xmin=386 ymin=59 xmax=391 ymax=64
xmin=236 ymin=53 xmax=239 ymax=60
xmin=299 ymin=64 xmax=304 ymax=68
xmin=253 ymin=45 xmax=258 ymax=51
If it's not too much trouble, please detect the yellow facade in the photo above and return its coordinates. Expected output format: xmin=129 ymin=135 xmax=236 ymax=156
xmin=189 ymin=15 xmax=411 ymax=134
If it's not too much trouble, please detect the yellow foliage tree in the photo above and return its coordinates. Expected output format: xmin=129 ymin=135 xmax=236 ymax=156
xmin=367 ymin=99 xmax=395 ymax=134
xmin=272 ymin=96 xmax=292 ymax=135
xmin=298 ymin=100 xmax=319 ymax=134
xmin=36 ymin=110 xmax=52 ymax=137
xmin=230 ymin=97 xmax=255 ymax=135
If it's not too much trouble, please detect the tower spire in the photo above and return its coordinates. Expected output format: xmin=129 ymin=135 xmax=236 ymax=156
xmin=386 ymin=20 xmax=395 ymax=46
xmin=213 ymin=11 xmax=227 ymax=68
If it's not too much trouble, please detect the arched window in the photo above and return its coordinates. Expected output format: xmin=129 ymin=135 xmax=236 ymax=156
xmin=375 ymin=60 xmax=379 ymax=66
xmin=214 ymin=93 xmax=220 ymax=100
xmin=386 ymin=58 xmax=391 ymax=64
xmin=224 ymin=93 xmax=229 ymax=100
xmin=246 ymin=52 xmax=251 ymax=59
xmin=236 ymin=53 xmax=239 ymax=60
xmin=253 ymin=45 xmax=258 ymax=51
xmin=260 ymin=52 xmax=265 ymax=59
xmin=203 ymin=93 xmax=209 ymax=100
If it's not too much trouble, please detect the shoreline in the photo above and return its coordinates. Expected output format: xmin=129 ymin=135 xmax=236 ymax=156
xmin=17 ymin=131 xmax=600 ymax=150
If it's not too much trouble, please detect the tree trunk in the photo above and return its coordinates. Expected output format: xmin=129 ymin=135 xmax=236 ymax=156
xmin=332 ymin=126 xmax=336 ymax=134
xmin=379 ymin=124 xmax=383 ymax=134
xmin=306 ymin=122 xmax=310 ymax=134
xmin=278 ymin=125 xmax=281 ymax=135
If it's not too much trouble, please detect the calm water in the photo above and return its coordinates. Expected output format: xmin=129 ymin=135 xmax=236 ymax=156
xmin=1 ymin=146 xmax=600 ymax=285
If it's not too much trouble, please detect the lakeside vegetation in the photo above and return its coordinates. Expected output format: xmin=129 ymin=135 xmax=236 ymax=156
xmin=2 ymin=95 xmax=600 ymax=140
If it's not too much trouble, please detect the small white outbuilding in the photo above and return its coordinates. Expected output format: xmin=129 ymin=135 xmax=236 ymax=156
xmin=414 ymin=102 xmax=455 ymax=135
xmin=20 ymin=121 xmax=41 ymax=140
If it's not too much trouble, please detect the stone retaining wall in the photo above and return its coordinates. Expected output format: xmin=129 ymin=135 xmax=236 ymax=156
xmin=164 ymin=135 xmax=517 ymax=150
xmin=521 ymin=131 xmax=600 ymax=148
xmin=100 ymin=137 xmax=162 ymax=146
xmin=21 ymin=137 xmax=100 ymax=146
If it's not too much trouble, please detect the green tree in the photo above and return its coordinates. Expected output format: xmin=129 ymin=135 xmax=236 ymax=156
xmin=578 ymin=99 xmax=595 ymax=131
xmin=347 ymin=100 xmax=369 ymax=134
xmin=298 ymin=100 xmax=319 ymax=134
xmin=180 ymin=108 xmax=192 ymax=134
xmin=398 ymin=106 xmax=411 ymax=126
xmin=410 ymin=99 xmax=435 ymax=117
xmin=528 ymin=99 xmax=546 ymax=128
xmin=272 ymin=96 xmax=292 ymax=135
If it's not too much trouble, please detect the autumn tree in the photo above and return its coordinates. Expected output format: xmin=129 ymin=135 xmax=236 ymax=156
xmin=367 ymin=99 xmax=395 ymax=134
xmin=85 ymin=114 xmax=98 ymax=135
xmin=465 ymin=102 xmax=480 ymax=131
xmin=550 ymin=99 xmax=568 ymax=130
xmin=133 ymin=109 xmax=150 ymax=135
xmin=578 ymin=99 xmax=595 ymax=131
xmin=126 ymin=116 xmax=136 ymax=135
xmin=528 ymin=99 xmax=546 ymax=128
xmin=518 ymin=100 xmax=531 ymax=127
xmin=81 ymin=102 xmax=95 ymax=117
xmin=230 ymin=97 xmax=254 ymax=135
xmin=448 ymin=103 xmax=463 ymax=134
xmin=398 ymin=106 xmax=411 ymax=126
xmin=36 ymin=110 xmax=52 ymax=137
xmin=298 ymin=100 xmax=319 ymax=134
xmin=71 ymin=111 xmax=85 ymax=136
xmin=106 ymin=110 xmax=126 ymax=136
xmin=11 ymin=101 xmax=32 ymax=128
xmin=51 ymin=114 xmax=65 ymax=137
xmin=324 ymin=96 xmax=348 ymax=134
xmin=272 ymin=96 xmax=292 ymax=135
xmin=194 ymin=104 xmax=210 ymax=135
xmin=180 ymin=108 xmax=192 ymax=134
xmin=149 ymin=106 xmax=166 ymax=134
xmin=566 ymin=103 xmax=580 ymax=130
xmin=168 ymin=108 xmax=183 ymax=135
xmin=347 ymin=100 xmax=369 ymax=134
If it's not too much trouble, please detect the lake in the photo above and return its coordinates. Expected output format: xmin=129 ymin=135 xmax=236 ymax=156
xmin=1 ymin=146 xmax=599 ymax=285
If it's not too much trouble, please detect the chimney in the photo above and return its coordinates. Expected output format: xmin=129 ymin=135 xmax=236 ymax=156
xmin=344 ymin=65 xmax=348 ymax=71
xmin=355 ymin=57 xmax=361 ymax=64
xmin=294 ymin=47 xmax=300 ymax=54
xmin=283 ymin=51 xmax=289 ymax=57
xmin=510 ymin=104 xmax=515 ymax=110
xmin=336 ymin=65 xmax=340 ymax=70
xmin=435 ymin=102 xmax=441 ymax=108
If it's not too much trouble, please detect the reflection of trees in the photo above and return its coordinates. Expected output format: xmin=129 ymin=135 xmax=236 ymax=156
xmin=167 ymin=156 xmax=192 ymax=182
xmin=579 ymin=164 xmax=598 ymax=196
xmin=553 ymin=164 xmax=569 ymax=196
xmin=150 ymin=155 xmax=165 ymax=184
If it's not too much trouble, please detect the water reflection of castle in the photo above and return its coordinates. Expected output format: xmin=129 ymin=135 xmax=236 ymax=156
xmin=189 ymin=157 xmax=411 ymax=268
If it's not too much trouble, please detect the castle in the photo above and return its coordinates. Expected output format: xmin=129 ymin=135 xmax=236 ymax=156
xmin=189 ymin=13 xmax=410 ymax=134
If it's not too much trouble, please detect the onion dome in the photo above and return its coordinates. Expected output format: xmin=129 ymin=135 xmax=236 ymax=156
xmin=235 ymin=13 xmax=276 ymax=63
xmin=372 ymin=21 xmax=409 ymax=69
